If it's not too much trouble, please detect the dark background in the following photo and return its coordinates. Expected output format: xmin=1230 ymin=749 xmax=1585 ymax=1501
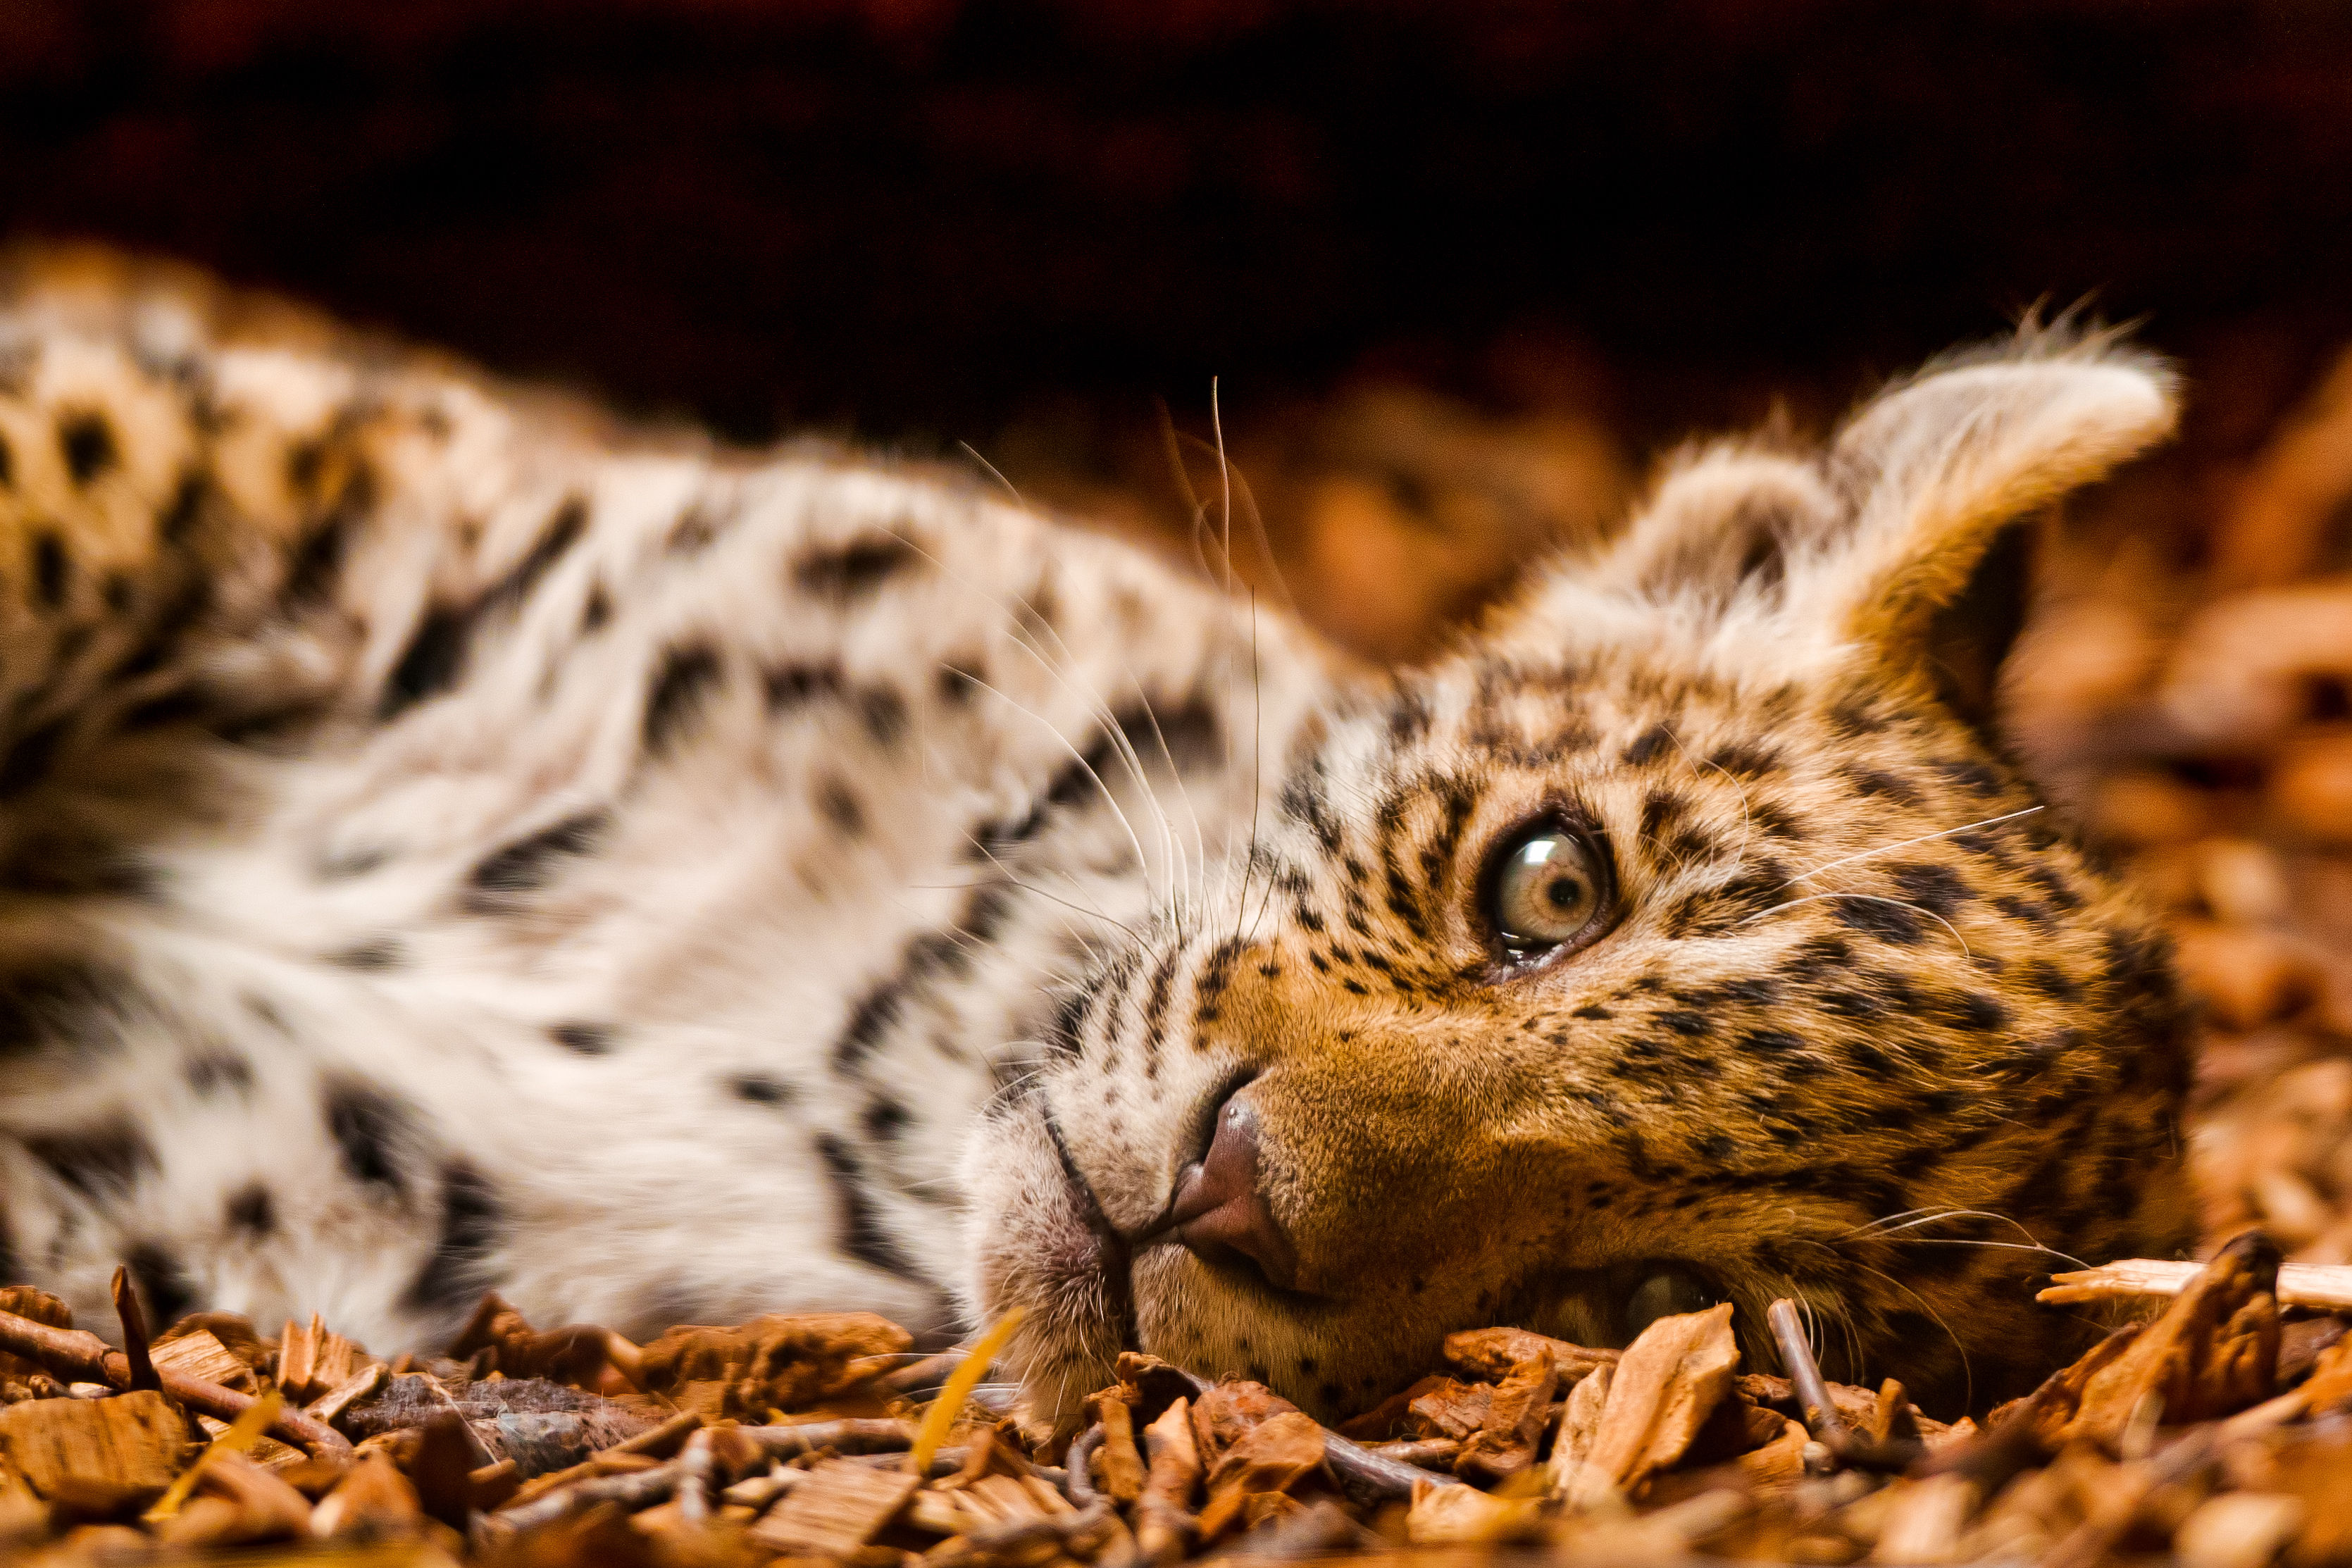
xmin=7 ymin=0 xmax=2351 ymax=482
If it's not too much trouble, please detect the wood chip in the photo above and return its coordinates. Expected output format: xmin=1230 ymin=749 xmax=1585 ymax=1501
xmin=0 ymin=1390 xmax=192 ymax=1514
xmin=749 ymin=1456 xmax=919 ymax=1556
xmin=149 ymin=1330 xmax=254 ymax=1395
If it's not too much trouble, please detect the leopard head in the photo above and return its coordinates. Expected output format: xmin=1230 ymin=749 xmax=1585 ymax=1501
xmin=961 ymin=329 xmax=2198 ymax=1426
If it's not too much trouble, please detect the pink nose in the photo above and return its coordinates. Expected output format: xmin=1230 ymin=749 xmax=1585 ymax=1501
xmin=1165 ymin=1092 xmax=1301 ymax=1292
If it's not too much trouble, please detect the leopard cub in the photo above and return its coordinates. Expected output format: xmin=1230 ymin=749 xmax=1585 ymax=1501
xmin=0 ymin=254 xmax=2189 ymax=1427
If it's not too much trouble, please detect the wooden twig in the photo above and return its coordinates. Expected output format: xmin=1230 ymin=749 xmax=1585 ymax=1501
xmin=485 ymin=1457 xmax=682 ymax=1535
xmin=1360 ymin=1438 xmax=1463 ymax=1470
xmin=0 ymin=1303 xmax=348 ymax=1454
xmin=742 ymin=1417 xmax=916 ymax=1455
xmin=1064 ymin=1421 xmax=1104 ymax=1507
xmin=675 ymin=1428 xmax=714 ymax=1526
xmin=1765 ymin=1298 xmax=1919 ymax=1474
xmin=2039 ymin=1257 xmax=2352 ymax=1311
xmin=1324 ymin=1428 xmax=1463 ymax=1502
xmin=1765 ymin=1299 xmax=1848 ymax=1450
xmin=878 ymin=1350 xmax=963 ymax=1395
xmin=109 ymin=1266 xmax=160 ymax=1393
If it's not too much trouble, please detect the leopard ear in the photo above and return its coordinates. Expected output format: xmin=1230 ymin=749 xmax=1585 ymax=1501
xmin=1788 ymin=329 xmax=2178 ymax=691
xmin=1495 ymin=328 xmax=2177 ymax=710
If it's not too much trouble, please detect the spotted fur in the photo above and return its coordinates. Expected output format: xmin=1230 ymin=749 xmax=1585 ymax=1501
xmin=0 ymin=254 xmax=2191 ymax=1426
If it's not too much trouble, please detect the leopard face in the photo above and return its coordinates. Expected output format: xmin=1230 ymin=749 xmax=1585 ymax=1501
xmin=962 ymin=332 xmax=2200 ymax=1424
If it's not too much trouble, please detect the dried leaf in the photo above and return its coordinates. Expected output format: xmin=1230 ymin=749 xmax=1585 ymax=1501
xmin=1545 ymin=1359 xmax=1613 ymax=1501
xmin=1441 ymin=1326 xmax=1618 ymax=1384
xmin=2072 ymin=1231 xmax=2282 ymax=1444
xmin=1090 ymin=1394 xmax=1147 ymax=1502
xmin=1451 ymin=1350 xmax=1558 ymax=1483
xmin=1405 ymin=1475 xmax=1541 ymax=1544
xmin=1402 ymin=1378 xmax=1493 ymax=1441
xmin=1869 ymin=1474 xmax=1979 ymax=1564
xmin=1196 ymin=1410 xmax=1326 ymax=1541
xmin=1574 ymin=1302 xmax=1741 ymax=1504
xmin=1186 ymin=1381 xmax=1298 ymax=1468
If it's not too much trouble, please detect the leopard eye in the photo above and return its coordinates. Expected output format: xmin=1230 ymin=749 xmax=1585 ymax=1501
xmin=1485 ymin=823 xmax=1610 ymax=961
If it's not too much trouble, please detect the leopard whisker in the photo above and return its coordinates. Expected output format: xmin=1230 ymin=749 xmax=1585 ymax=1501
xmin=883 ymin=518 xmax=1193 ymax=909
xmin=1782 ymin=805 xmax=2043 ymax=888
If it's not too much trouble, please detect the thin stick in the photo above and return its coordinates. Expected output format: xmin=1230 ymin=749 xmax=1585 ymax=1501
xmin=1767 ymin=1298 xmax=1848 ymax=1448
xmin=0 ymin=1304 xmax=347 ymax=1453
xmin=110 ymin=1266 xmax=160 ymax=1393
xmin=743 ymin=1417 xmax=917 ymax=1456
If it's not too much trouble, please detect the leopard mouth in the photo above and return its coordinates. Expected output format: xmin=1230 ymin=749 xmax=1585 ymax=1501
xmin=1039 ymin=1105 xmax=1140 ymax=1352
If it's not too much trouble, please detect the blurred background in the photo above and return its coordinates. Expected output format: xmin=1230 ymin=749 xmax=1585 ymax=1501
xmin=8 ymin=0 xmax=2352 ymax=1260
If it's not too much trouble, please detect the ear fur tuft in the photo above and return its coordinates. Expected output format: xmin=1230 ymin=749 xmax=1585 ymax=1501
xmin=1492 ymin=321 xmax=2177 ymax=692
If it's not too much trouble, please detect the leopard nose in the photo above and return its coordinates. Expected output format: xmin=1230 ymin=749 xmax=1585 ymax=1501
xmin=1165 ymin=1090 xmax=1301 ymax=1292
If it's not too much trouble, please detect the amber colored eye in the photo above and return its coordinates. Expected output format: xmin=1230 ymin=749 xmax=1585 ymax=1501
xmin=1486 ymin=823 xmax=1610 ymax=960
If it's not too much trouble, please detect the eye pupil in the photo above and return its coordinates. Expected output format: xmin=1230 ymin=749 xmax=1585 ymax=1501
xmin=1486 ymin=823 xmax=1610 ymax=960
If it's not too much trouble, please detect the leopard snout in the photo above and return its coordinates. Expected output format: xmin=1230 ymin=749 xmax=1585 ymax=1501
xmin=1153 ymin=1085 xmax=1302 ymax=1293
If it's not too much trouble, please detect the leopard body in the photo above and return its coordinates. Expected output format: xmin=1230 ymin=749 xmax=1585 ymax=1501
xmin=0 ymin=254 xmax=2194 ymax=1422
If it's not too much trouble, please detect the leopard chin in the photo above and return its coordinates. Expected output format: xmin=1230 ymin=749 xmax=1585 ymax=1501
xmin=966 ymin=324 xmax=2200 ymax=1427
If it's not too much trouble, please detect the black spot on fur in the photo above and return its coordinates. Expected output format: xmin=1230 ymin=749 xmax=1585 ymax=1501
xmin=185 ymin=1051 xmax=253 ymax=1095
xmin=2024 ymin=960 xmax=2079 ymax=1002
xmin=864 ymin=1096 xmax=913 ymax=1140
xmin=467 ymin=810 xmax=609 ymax=909
xmin=158 ymin=471 xmax=206 ymax=543
xmin=858 ymin=686 xmax=909 ymax=747
xmin=225 ymin=1184 xmax=276 ymax=1235
xmin=819 ymin=778 xmax=866 ymax=836
xmin=381 ymin=497 xmax=589 ymax=720
xmin=732 ymin=1074 xmax=796 ymax=1105
xmin=27 ymin=1119 xmax=156 ymax=1195
xmin=324 ymin=1081 xmax=413 ymax=1195
xmin=766 ymin=661 xmax=845 ymax=713
xmin=1833 ymin=896 xmax=1928 ymax=945
xmin=125 ymin=1243 xmax=194 ymax=1326
xmin=816 ymin=1134 xmax=921 ymax=1278
xmin=938 ymin=664 xmax=983 ymax=704
xmin=29 ymin=530 xmax=68 ymax=609
xmin=58 ymin=412 xmax=118 ymax=485
xmin=1845 ymin=766 xmax=1920 ymax=805
xmin=642 ymin=642 xmax=723 ymax=755
xmin=1887 ymin=861 xmax=1972 ymax=917
xmin=100 ymin=570 xmax=133 ymax=614
xmin=1621 ymin=724 xmax=1674 ymax=766
xmin=326 ymin=938 xmax=405 ymax=970
xmin=380 ymin=606 xmax=472 ymax=718
xmin=550 ymin=1021 xmax=615 ymax=1056
xmin=796 ymin=535 xmax=919 ymax=600
xmin=580 ymin=584 xmax=611 ymax=634
xmin=0 ymin=431 xmax=11 ymax=487
xmin=404 ymin=1162 xmax=506 ymax=1316
xmin=667 ymin=505 xmax=721 ymax=554
xmin=0 ymin=957 xmax=125 ymax=1057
